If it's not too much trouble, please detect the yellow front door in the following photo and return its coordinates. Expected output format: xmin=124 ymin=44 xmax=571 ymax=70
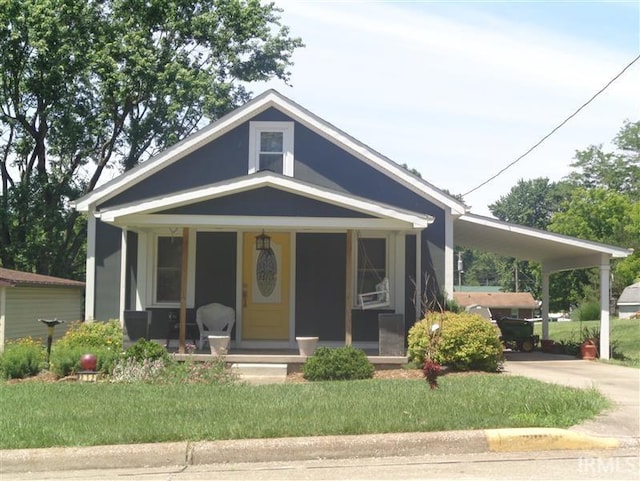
xmin=242 ymin=232 xmax=290 ymax=340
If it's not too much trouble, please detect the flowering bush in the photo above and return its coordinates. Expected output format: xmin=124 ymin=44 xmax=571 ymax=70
xmin=111 ymin=358 xmax=166 ymax=383
xmin=45 ymin=320 xmax=123 ymax=378
xmin=56 ymin=320 xmax=123 ymax=352
xmin=0 ymin=337 xmax=45 ymax=379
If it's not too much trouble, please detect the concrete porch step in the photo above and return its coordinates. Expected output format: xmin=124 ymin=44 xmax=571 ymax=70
xmin=230 ymin=363 xmax=288 ymax=384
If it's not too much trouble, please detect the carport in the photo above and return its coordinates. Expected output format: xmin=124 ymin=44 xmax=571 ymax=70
xmin=454 ymin=213 xmax=633 ymax=359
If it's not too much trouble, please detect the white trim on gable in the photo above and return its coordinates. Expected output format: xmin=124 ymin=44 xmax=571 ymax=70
xmin=98 ymin=173 xmax=435 ymax=229
xmin=72 ymin=90 xmax=466 ymax=216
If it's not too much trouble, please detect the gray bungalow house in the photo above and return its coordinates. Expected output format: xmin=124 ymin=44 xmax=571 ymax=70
xmin=72 ymin=90 xmax=632 ymax=358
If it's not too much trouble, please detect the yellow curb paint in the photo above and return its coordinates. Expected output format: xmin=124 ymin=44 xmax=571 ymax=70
xmin=485 ymin=428 xmax=620 ymax=452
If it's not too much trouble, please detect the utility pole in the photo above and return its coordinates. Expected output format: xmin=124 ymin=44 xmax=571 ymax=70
xmin=514 ymin=259 xmax=519 ymax=292
xmin=457 ymin=251 xmax=463 ymax=289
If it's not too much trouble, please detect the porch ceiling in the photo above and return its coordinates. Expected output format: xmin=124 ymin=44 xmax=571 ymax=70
xmin=455 ymin=213 xmax=632 ymax=272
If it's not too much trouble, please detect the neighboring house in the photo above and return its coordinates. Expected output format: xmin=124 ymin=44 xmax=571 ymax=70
xmin=0 ymin=268 xmax=84 ymax=351
xmin=453 ymin=291 xmax=540 ymax=320
xmin=617 ymin=282 xmax=640 ymax=319
xmin=72 ymin=90 xmax=632 ymax=357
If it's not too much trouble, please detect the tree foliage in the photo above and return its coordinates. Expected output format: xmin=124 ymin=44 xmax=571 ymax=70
xmin=489 ymin=177 xmax=568 ymax=230
xmin=0 ymin=0 xmax=303 ymax=277
xmin=468 ymin=121 xmax=640 ymax=310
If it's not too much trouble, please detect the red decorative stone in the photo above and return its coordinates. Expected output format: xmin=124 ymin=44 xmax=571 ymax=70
xmin=80 ymin=353 xmax=97 ymax=371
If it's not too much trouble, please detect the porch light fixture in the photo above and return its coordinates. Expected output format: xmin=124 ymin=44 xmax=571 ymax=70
xmin=256 ymin=230 xmax=271 ymax=251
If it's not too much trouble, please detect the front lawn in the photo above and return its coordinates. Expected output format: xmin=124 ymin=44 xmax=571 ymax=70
xmin=0 ymin=374 xmax=609 ymax=449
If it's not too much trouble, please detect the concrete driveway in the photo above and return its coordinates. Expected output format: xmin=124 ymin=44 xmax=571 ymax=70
xmin=503 ymin=352 xmax=640 ymax=441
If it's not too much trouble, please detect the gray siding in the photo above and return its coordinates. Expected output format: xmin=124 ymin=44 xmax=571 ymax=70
xmin=100 ymin=124 xmax=250 ymax=208
xmin=95 ymin=220 xmax=122 ymax=321
xmin=195 ymin=232 xmax=237 ymax=309
xmin=161 ymin=187 xmax=374 ymax=218
xmin=295 ymin=233 xmax=346 ymax=341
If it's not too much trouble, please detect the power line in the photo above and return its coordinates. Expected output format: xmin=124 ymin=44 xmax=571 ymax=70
xmin=462 ymin=53 xmax=640 ymax=198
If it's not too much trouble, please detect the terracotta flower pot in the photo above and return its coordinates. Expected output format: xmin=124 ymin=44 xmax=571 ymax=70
xmin=580 ymin=340 xmax=598 ymax=360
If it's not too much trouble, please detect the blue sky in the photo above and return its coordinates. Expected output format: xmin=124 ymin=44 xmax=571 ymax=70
xmin=255 ymin=1 xmax=640 ymax=216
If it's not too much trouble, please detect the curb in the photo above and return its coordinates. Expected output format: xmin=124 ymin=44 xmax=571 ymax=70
xmin=0 ymin=429 xmax=623 ymax=474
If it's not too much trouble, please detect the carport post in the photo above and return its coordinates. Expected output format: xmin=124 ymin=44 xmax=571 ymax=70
xmin=599 ymin=256 xmax=610 ymax=360
xmin=541 ymin=267 xmax=550 ymax=340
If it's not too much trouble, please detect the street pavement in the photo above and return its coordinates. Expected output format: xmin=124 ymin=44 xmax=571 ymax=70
xmin=1 ymin=352 xmax=639 ymax=475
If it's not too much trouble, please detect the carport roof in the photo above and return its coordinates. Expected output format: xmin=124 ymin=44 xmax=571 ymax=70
xmin=455 ymin=213 xmax=633 ymax=272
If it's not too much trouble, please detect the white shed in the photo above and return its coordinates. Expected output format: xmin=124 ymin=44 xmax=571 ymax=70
xmin=0 ymin=268 xmax=84 ymax=351
xmin=617 ymin=282 xmax=640 ymax=319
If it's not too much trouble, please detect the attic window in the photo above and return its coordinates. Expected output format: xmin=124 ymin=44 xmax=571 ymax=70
xmin=249 ymin=121 xmax=294 ymax=176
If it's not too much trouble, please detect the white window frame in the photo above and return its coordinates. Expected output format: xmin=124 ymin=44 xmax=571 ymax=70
xmin=147 ymin=230 xmax=196 ymax=308
xmin=248 ymin=121 xmax=294 ymax=176
xmin=353 ymin=233 xmax=395 ymax=309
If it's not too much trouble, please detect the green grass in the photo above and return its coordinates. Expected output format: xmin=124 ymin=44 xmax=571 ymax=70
xmin=0 ymin=375 xmax=609 ymax=449
xmin=534 ymin=318 xmax=640 ymax=367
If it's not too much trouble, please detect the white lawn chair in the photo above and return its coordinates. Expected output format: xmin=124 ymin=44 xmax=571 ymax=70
xmin=195 ymin=303 xmax=235 ymax=350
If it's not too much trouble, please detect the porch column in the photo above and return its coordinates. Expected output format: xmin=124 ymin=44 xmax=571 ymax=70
xmin=85 ymin=209 xmax=96 ymax=320
xmin=118 ymin=228 xmax=128 ymax=328
xmin=541 ymin=266 xmax=550 ymax=340
xmin=345 ymin=230 xmax=353 ymax=346
xmin=179 ymin=227 xmax=190 ymax=354
xmin=599 ymin=255 xmax=611 ymax=360
xmin=415 ymin=230 xmax=422 ymax=320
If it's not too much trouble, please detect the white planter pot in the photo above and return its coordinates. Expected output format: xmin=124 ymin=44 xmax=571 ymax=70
xmin=296 ymin=336 xmax=319 ymax=357
xmin=208 ymin=335 xmax=230 ymax=356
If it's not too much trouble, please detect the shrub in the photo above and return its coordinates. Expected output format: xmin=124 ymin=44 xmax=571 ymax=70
xmin=160 ymin=356 xmax=236 ymax=384
xmin=47 ymin=320 xmax=123 ymax=378
xmin=49 ymin=345 xmax=121 ymax=378
xmin=0 ymin=338 xmax=45 ymax=379
xmin=573 ymin=301 xmax=600 ymax=322
xmin=124 ymin=339 xmax=169 ymax=363
xmin=56 ymin=320 xmax=123 ymax=352
xmin=409 ymin=311 xmax=504 ymax=372
xmin=407 ymin=317 xmax=439 ymax=366
xmin=302 ymin=346 xmax=374 ymax=381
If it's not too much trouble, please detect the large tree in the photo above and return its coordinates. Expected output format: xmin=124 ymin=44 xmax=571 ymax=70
xmin=0 ymin=0 xmax=303 ymax=278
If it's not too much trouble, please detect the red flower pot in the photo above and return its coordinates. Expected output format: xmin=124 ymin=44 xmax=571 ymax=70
xmin=80 ymin=353 xmax=97 ymax=371
xmin=580 ymin=340 xmax=598 ymax=360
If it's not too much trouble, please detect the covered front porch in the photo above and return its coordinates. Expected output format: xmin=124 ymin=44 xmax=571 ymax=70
xmin=99 ymin=174 xmax=435 ymax=355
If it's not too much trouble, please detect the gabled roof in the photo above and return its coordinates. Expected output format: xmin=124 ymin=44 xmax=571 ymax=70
xmin=617 ymin=282 xmax=640 ymax=305
xmin=98 ymin=172 xmax=435 ymax=230
xmin=455 ymin=213 xmax=633 ymax=271
xmin=73 ymin=90 xmax=467 ymax=215
xmin=0 ymin=268 xmax=85 ymax=288
xmin=454 ymin=291 xmax=539 ymax=309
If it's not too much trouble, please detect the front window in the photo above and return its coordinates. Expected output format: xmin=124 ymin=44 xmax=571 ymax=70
xmin=156 ymin=236 xmax=182 ymax=303
xmin=249 ymin=121 xmax=294 ymax=176
xmin=356 ymin=236 xmax=390 ymax=308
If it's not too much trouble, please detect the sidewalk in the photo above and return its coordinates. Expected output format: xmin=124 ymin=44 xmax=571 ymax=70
xmin=2 ymin=353 xmax=638 ymax=474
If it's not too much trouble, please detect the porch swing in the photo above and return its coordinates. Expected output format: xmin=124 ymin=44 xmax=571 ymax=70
xmin=356 ymin=234 xmax=390 ymax=310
